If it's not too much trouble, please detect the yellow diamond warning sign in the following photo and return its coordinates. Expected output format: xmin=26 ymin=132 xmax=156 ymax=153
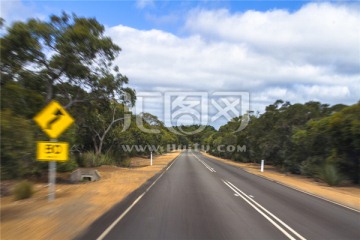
xmin=33 ymin=100 xmax=74 ymax=139
xmin=37 ymin=142 xmax=69 ymax=161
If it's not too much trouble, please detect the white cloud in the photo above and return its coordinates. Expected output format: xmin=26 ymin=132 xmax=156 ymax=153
xmin=136 ymin=0 xmax=155 ymax=9
xmin=0 ymin=0 xmax=45 ymax=25
xmin=107 ymin=2 xmax=359 ymax=125
xmin=185 ymin=3 xmax=360 ymax=75
xmin=296 ymin=84 xmax=350 ymax=100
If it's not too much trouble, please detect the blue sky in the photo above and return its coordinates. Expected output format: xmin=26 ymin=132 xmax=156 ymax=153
xmin=2 ymin=1 xmax=360 ymax=128
xmin=4 ymin=1 xmax=312 ymax=32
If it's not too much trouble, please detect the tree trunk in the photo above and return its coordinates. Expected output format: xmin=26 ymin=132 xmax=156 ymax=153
xmin=97 ymin=138 xmax=104 ymax=157
xmin=46 ymin=80 xmax=53 ymax=103
xmin=93 ymin=136 xmax=99 ymax=156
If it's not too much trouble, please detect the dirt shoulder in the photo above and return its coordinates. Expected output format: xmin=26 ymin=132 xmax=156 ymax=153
xmin=201 ymin=152 xmax=360 ymax=211
xmin=0 ymin=151 xmax=181 ymax=240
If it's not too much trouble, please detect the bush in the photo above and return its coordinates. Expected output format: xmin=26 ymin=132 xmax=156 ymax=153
xmin=13 ymin=180 xmax=34 ymax=200
xmin=98 ymin=152 xmax=115 ymax=166
xmin=57 ymin=157 xmax=78 ymax=172
xmin=320 ymin=164 xmax=344 ymax=186
xmin=79 ymin=151 xmax=116 ymax=167
xmin=1 ymin=110 xmax=35 ymax=179
xmin=300 ymin=157 xmax=322 ymax=177
xmin=80 ymin=151 xmax=98 ymax=167
xmin=119 ymin=158 xmax=131 ymax=167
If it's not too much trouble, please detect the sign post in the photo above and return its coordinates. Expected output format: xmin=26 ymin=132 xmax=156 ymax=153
xmin=33 ymin=100 xmax=74 ymax=201
xmin=261 ymin=160 xmax=264 ymax=172
xmin=49 ymin=160 xmax=56 ymax=201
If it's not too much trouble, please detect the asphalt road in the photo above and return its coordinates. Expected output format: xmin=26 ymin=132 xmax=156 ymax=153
xmin=79 ymin=150 xmax=360 ymax=240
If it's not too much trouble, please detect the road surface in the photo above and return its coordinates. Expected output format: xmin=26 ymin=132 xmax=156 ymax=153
xmin=78 ymin=150 xmax=360 ymax=240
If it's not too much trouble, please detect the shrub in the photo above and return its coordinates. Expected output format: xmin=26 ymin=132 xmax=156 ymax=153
xmin=300 ymin=157 xmax=322 ymax=177
xmin=79 ymin=151 xmax=116 ymax=167
xmin=98 ymin=152 xmax=115 ymax=166
xmin=1 ymin=110 xmax=34 ymax=179
xmin=119 ymin=158 xmax=131 ymax=167
xmin=320 ymin=164 xmax=344 ymax=186
xmin=57 ymin=157 xmax=78 ymax=172
xmin=80 ymin=151 xmax=98 ymax=167
xmin=13 ymin=180 xmax=34 ymax=200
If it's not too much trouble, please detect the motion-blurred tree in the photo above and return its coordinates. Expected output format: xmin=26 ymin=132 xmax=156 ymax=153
xmin=1 ymin=12 xmax=133 ymax=108
xmin=0 ymin=13 xmax=137 ymax=177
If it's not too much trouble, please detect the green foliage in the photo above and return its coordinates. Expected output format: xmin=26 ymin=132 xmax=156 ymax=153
xmin=0 ymin=13 xmax=140 ymax=179
xmin=201 ymin=100 xmax=359 ymax=185
xmin=1 ymin=110 xmax=35 ymax=179
xmin=320 ymin=164 xmax=344 ymax=186
xmin=1 ymin=12 xmax=130 ymax=106
xmin=118 ymin=158 xmax=131 ymax=168
xmin=1 ymin=81 xmax=44 ymax=118
xmin=299 ymin=157 xmax=322 ymax=177
xmin=13 ymin=181 xmax=34 ymax=200
xmin=79 ymin=151 xmax=99 ymax=167
xmin=78 ymin=151 xmax=117 ymax=167
xmin=57 ymin=157 xmax=78 ymax=172
xmin=97 ymin=152 xmax=116 ymax=166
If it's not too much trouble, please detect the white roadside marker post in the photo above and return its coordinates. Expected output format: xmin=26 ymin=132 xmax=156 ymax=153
xmin=150 ymin=151 xmax=153 ymax=166
xmin=261 ymin=159 xmax=264 ymax=172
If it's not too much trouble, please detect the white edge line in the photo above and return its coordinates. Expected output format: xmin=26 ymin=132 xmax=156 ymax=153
xmin=166 ymin=155 xmax=178 ymax=170
xmin=96 ymin=153 xmax=181 ymax=240
xmin=251 ymin=174 xmax=360 ymax=213
xmin=273 ymin=180 xmax=360 ymax=213
xmin=222 ymin=180 xmax=297 ymax=240
xmin=227 ymin=181 xmax=306 ymax=240
xmin=203 ymin=153 xmax=360 ymax=213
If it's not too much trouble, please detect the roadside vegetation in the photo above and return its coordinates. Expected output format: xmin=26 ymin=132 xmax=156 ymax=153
xmin=13 ymin=180 xmax=34 ymax=200
xmin=190 ymin=100 xmax=360 ymax=186
xmin=0 ymin=13 xmax=178 ymax=181
xmin=1 ymin=13 xmax=358 ymax=187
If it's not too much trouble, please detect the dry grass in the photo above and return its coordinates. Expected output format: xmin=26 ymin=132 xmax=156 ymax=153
xmin=201 ymin=152 xmax=360 ymax=210
xmin=0 ymin=151 xmax=181 ymax=240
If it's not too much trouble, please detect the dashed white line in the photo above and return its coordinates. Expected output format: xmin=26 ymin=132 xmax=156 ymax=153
xmin=223 ymin=180 xmax=306 ymax=240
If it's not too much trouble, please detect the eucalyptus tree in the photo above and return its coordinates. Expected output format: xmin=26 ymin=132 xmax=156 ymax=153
xmin=1 ymin=12 xmax=133 ymax=108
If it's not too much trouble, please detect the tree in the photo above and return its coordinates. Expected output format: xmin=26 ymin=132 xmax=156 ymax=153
xmin=77 ymin=99 xmax=129 ymax=156
xmin=328 ymin=103 xmax=360 ymax=183
xmin=1 ymin=110 xmax=35 ymax=179
xmin=1 ymin=12 xmax=136 ymax=155
xmin=1 ymin=12 xmax=132 ymax=108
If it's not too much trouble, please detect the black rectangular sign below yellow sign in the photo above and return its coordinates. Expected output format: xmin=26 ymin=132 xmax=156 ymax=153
xmin=37 ymin=141 xmax=69 ymax=161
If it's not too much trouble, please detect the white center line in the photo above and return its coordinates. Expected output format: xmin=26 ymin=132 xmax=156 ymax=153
xmin=191 ymin=153 xmax=216 ymax=172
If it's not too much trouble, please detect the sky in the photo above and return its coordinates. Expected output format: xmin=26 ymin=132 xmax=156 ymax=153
xmin=1 ymin=0 xmax=360 ymax=128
